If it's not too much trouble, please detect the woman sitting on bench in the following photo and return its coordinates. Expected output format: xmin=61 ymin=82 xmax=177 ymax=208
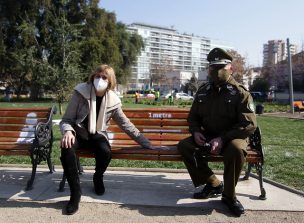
xmin=60 ymin=64 xmax=163 ymax=215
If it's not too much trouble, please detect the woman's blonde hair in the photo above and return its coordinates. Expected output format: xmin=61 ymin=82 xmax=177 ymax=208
xmin=88 ymin=64 xmax=117 ymax=90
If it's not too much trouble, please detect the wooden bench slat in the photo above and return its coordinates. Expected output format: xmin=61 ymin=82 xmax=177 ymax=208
xmin=106 ymin=133 xmax=189 ymax=141
xmin=141 ymin=128 xmax=189 ymax=134
xmin=0 ymin=140 xmax=34 ymax=144
xmin=110 ymin=140 xmax=181 ymax=146
xmin=0 ymin=111 xmax=49 ymax=118
xmin=0 ymin=125 xmax=36 ymax=131
xmin=108 ymin=126 xmax=190 ymax=134
xmin=78 ymin=146 xmax=261 ymax=156
xmin=112 ymin=154 xmax=178 ymax=161
xmin=121 ymin=108 xmax=189 ymax=113
xmin=112 ymin=148 xmax=159 ymax=155
xmin=110 ymin=119 xmax=188 ymax=126
xmin=0 ymin=137 xmax=35 ymax=143
xmin=123 ymin=111 xmax=189 ymax=119
xmin=75 ymin=152 xmax=261 ymax=162
xmin=0 ymin=144 xmax=31 ymax=150
xmin=0 ymin=108 xmax=51 ymax=112
xmin=0 ymin=118 xmax=47 ymax=125
xmin=76 ymin=151 xmax=181 ymax=161
xmin=0 ymin=132 xmax=35 ymax=138
xmin=0 ymin=150 xmax=30 ymax=156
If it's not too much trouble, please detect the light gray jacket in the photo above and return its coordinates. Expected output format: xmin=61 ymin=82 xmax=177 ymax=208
xmin=60 ymin=82 xmax=152 ymax=149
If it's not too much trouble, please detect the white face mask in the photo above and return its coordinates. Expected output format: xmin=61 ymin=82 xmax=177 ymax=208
xmin=93 ymin=77 xmax=108 ymax=92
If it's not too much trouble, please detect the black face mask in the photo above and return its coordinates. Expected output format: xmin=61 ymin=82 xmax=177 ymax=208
xmin=209 ymin=65 xmax=231 ymax=85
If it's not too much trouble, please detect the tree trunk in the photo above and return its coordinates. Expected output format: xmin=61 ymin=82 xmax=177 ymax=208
xmin=30 ymin=83 xmax=40 ymax=100
xmin=58 ymin=102 xmax=63 ymax=115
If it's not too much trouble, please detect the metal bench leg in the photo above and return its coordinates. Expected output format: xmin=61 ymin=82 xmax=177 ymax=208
xmin=47 ymin=157 xmax=55 ymax=173
xmin=58 ymin=173 xmax=67 ymax=192
xmin=76 ymin=156 xmax=84 ymax=175
xmin=243 ymin=163 xmax=253 ymax=180
xmin=256 ymin=163 xmax=266 ymax=200
xmin=26 ymin=163 xmax=37 ymax=191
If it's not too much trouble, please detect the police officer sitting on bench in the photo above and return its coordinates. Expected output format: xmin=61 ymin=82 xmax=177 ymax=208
xmin=177 ymin=48 xmax=257 ymax=217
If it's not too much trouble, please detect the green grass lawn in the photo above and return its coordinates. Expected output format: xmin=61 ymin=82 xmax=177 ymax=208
xmin=0 ymin=101 xmax=303 ymax=192
xmin=256 ymin=116 xmax=304 ymax=191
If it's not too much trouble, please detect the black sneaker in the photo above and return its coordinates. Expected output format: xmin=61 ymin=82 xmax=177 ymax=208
xmin=221 ymin=195 xmax=245 ymax=217
xmin=193 ymin=182 xmax=224 ymax=199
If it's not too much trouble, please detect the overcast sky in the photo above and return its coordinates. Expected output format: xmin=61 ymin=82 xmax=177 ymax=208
xmin=100 ymin=0 xmax=304 ymax=67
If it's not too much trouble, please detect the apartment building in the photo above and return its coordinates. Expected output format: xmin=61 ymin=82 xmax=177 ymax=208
xmin=263 ymin=40 xmax=297 ymax=66
xmin=127 ymin=23 xmax=232 ymax=90
xmin=272 ymin=50 xmax=304 ymax=91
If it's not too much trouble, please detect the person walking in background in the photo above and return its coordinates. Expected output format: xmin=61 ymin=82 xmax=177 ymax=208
xmin=168 ymin=94 xmax=174 ymax=105
xmin=177 ymin=48 xmax=257 ymax=217
xmin=60 ymin=64 xmax=165 ymax=215
xmin=154 ymin=89 xmax=160 ymax=102
xmin=135 ymin=91 xmax=140 ymax=104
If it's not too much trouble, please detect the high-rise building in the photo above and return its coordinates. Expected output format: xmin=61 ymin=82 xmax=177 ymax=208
xmin=263 ymin=40 xmax=297 ymax=66
xmin=127 ymin=23 xmax=232 ymax=90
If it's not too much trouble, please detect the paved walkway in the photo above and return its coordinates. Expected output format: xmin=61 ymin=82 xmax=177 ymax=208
xmin=0 ymin=166 xmax=303 ymax=212
xmin=1 ymin=166 xmax=304 ymax=222
xmin=260 ymin=111 xmax=304 ymax=119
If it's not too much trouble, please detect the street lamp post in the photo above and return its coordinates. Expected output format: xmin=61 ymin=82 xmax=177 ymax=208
xmin=287 ymin=38 xmax=294 ymax=114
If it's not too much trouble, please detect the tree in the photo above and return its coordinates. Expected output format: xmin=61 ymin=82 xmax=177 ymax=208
xmin=185 ymin=73 xmax=200 ymax=94
xmin=150 ymin=56 xmax=173 ymax=89
xmin=228 ymin=49 xmax=248 ymax=83
xmin=0 ymin=0 xmax=41 ymax=98
xmin=115 ymin=22 xmax=144 ymax=85
xmin=78 ymin=6 xmax=144 ymax=84
xmin=250 ymin=78 xmax=269 ymax=92
xmin=37 ymin=2 xmax=83 ymax=114
xmin=0 ymin=0 xmax=144 ymax=103
xmin=14 ymin=1 xmax=83 ymax=113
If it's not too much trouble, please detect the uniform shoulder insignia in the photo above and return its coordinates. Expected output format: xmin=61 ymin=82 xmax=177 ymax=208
xmin=248 ymin=102 xmax=255 ymax=112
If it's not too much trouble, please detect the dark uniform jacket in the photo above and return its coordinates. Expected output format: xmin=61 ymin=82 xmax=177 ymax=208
xmin=188 ymin=76 xmax=257 ymax=145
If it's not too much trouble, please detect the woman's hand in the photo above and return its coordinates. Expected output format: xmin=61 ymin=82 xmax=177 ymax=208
xmin=61 ymin=130 xmax=75 ymax=149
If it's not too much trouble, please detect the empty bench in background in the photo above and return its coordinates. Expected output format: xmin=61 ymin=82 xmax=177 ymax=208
xmin=0 ymin=106 xmax=56 ymax=190
xmin=59 ymin=108 xmax=266 ymax=200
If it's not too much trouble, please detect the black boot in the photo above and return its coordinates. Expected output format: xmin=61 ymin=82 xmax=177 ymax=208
xmin=93 ymin=172 xmax=105 ymax=195
xmin=91 ymin=135 xmax=111 ymax=196
xmin=65 ymin=170 xmax=81 ymax=215
xmin=221 ymin=195 xmax=245 ymax=217
xmin=61 ymin=157 xmax=82 ymax=215
xmin=193 ymin=182 xmax=224 ymax=199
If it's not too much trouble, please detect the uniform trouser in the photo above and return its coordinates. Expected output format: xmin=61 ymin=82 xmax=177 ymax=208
xmin=61 ymin=134 xmax=112 ymax=179
xmin=177 ymin=136 xmax=247 ymax=199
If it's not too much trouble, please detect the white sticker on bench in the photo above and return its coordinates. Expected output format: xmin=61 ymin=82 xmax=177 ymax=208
xmin=16 ymin=113 xmax=38 ymax=143
xmin=143 ymin=129 xmax=182 ymax=133
xmin=17 ymin=138 xmax=34 ymax=144
xmin=25 ymin=113 xmax=38 ymax=125
xmin=26 ymin=112 xmax=38 ymax=118
xmin=19 ymin=131 xmax=35 ymax=138
xmin=108 ymin=132 xmax=114 ymax=139
xmin=21 ymin=126 xmax=36 ymax=131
